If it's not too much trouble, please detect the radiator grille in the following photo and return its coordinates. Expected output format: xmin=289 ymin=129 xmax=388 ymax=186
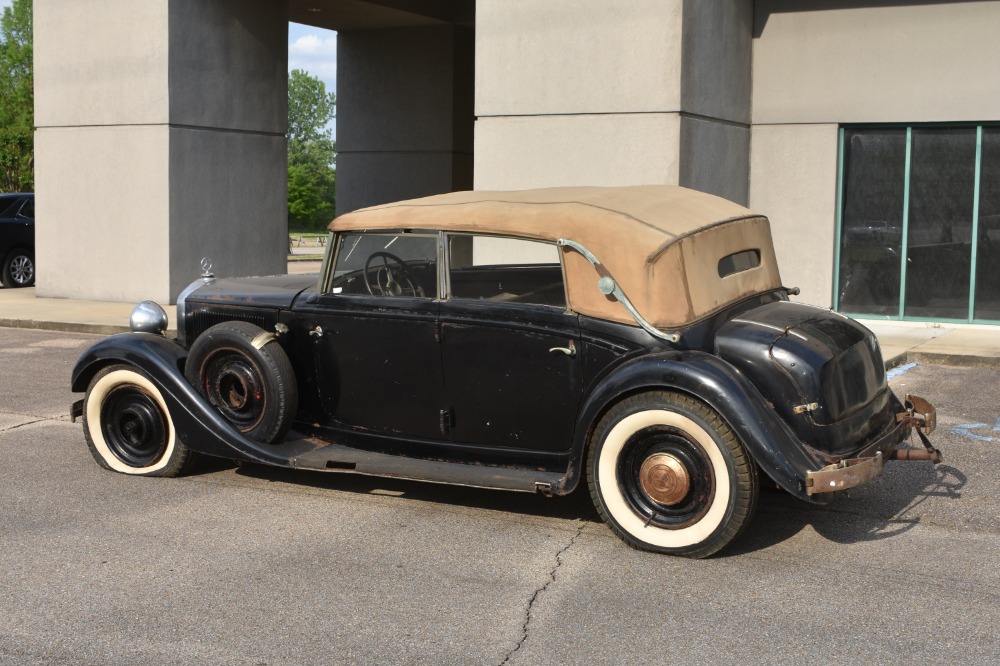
xmin=189 ymin=309 xmax=268 ymax=341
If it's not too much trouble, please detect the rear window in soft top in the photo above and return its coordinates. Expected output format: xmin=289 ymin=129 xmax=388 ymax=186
xmin=718 ymin=249 xmax=761 ymax=278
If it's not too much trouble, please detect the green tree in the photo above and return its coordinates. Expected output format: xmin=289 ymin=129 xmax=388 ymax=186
xmin=0 ymin=0 xmax=33 ymax=192
xmin=287 ymin=69 xmax=336 ymax=232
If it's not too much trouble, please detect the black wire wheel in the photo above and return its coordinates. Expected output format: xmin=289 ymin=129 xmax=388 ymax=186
xmin=1 ymin=248 xmax=34 ymax=288
xmin=587 ymin=391 xmax=758 ymax=558
xmin=82 ymin=364 xmax=196 ymax=476
xmin=185 ymin=321 xmax=298 ymax=444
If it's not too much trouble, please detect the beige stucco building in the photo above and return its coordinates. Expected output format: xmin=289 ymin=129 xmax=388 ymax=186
xmin=33 ymin=0 xmax=1000 ymax=324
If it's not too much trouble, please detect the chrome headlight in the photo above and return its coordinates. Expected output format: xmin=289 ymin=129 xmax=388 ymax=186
xmin=130 ymin=300 xmax=169 ymax=335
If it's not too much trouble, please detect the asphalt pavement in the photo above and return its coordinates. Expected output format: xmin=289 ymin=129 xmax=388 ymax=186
xmin=2 ymin=327 xmax=1000 ymax=664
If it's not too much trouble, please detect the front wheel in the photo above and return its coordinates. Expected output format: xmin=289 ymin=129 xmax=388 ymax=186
xmin=82 ymin=364 xmax=197 ymax=476
xmin=587 ymin=391 xmax=758 ymax=558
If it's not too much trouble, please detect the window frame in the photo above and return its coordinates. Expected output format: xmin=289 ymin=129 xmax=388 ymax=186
xmin=321 ymin=229 xmax=442 ymax=301
xmin=442 ymin=232 xmax=571 ymax=311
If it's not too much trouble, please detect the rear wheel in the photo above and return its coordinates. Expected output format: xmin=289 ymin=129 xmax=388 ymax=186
xmin=587 ymin=391 xmax=758 ymax=558
xmin=83 ymin=364 xmax=196 ymax=476
xmin=2 ymin=249 xmax=34 ymax=287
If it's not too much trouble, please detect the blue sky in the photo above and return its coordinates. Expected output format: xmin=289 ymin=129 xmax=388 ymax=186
xmin=288 ymin=22 xmax=339 ymax=136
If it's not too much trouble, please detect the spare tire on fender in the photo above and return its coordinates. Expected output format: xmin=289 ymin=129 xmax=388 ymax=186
xmin=185 ymin=321 xmax=298 ymax=443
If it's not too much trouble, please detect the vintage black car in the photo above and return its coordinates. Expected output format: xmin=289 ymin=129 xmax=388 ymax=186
xmin=0 ymin=192 xmax=34 ymax=288
xmin=71 ymin=186 xmax=940 ymax=558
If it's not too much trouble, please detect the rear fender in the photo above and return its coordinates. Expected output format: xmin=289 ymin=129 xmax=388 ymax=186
xmin=71 ymin=333 xmax=293 ymax=467
xmin=569 ymin=350 xmax=830 ymax=503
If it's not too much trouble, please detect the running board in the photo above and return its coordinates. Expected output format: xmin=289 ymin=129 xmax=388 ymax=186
xmin=287 ymin=439 xmax=569 ymax=495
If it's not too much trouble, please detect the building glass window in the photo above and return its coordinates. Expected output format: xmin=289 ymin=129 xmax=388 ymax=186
xmin=836 ymin=124 xmax=1000 ymax=323
xmin=976 ymin=128 xmax=1000 ymax=320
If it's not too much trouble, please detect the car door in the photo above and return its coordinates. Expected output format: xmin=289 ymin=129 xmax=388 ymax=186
xmin=0 ymin=196 xmax=29 ymax=254
xmin=439 ymin=234 xmax=583 ymax=453
xmin=300 ymin=231 xmax=447 ymax=441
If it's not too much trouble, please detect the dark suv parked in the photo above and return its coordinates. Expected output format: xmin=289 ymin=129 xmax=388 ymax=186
xmin=0 ymin=193 xmax=34 ymax=288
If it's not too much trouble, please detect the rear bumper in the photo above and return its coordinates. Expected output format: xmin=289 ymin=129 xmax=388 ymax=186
xmin=805 ymin=394 xmax=940 ymax=495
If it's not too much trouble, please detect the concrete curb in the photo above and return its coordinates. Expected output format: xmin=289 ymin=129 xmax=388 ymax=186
xmin=882 ymin=349 xmax=1000 ymax=370
xmin=906 ymin=350 xmax=1000 ymax=370
xmin=0 ymin=319 xmax=179 ymax=337
xmin=0 ymin=318 xmax=130 ymax=336
xmin=882 ymin=352 xmax=909 ymax=370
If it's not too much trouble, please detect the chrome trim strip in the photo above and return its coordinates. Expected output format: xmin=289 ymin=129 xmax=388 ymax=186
xmin=318 ymin=231 xmax=336 ymax=294
xmin=557 ymin=238 xmax=680 ymax=344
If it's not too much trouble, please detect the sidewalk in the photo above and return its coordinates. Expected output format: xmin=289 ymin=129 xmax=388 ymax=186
xmin=1 ymin=279 xmax=997 ymax=368
xmin=857 ymin=319 xmax=1000 ymax=369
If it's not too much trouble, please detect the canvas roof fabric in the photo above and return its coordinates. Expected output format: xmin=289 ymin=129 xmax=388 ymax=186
xmin=331 ymin=185 xmax=784 ymax=329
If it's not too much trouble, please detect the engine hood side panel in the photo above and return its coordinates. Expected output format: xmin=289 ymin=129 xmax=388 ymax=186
xmin=178 ymin=275 xmax=317 ymax=344
xmin=185 ymin=275 xmax=317 ymax=310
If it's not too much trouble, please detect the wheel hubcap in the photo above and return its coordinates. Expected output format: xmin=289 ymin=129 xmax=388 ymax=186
xmin=101 ymin=386 xmax=168 ymax=466
xmin=617 ymin=424 xmax=715 ymax=530
xmin=639 ymin=453 xmax=691 ymax=506
xmin=10 ymin=255 xmax=32 ymax=284
xmin=204 ymin=352 xmax=266 ymax=431
xmin=218 ymin=366 xmax=253 ymax=410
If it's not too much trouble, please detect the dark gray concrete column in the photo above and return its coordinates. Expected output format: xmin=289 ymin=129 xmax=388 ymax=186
xmin=34 ymin=0 xmax=288 ymax=303
xmin=678 ymin=0 xmax=753 ymax=205
xmin=335 ymin=25 xmax=474 ymax=214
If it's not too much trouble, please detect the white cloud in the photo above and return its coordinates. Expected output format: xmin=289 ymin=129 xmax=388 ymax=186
xmin=288 ymin=25 xmax=338 ymax=92
xmin=289 ymin=34 xmax=337 ymax=59
xmin=289 ymin=56 xmax=338 ymax=81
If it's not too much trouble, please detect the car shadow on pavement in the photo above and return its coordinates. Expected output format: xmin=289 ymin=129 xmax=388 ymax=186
xmin=228 ymin=459 xmax=603 ymax=524
xmin=724 ymin=462 xmax=967 ymax=557
xmin=206 ymin=455 xmax=966 ymax=555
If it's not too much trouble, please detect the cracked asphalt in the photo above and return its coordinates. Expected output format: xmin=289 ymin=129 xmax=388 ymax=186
xmin=2 ymin=328 xmax=1000 ymax=664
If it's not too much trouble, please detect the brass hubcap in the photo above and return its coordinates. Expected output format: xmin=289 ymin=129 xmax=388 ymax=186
xmin=639 ymin=453 xmax=691 ymax=506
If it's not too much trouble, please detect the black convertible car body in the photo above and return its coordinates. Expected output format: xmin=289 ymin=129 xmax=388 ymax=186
xmin=71 ymin=186 xmax=940 ymax=557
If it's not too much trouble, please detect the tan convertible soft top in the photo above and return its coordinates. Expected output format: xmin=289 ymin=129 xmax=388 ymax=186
xmin=331 ymin=185 xmax=783 ymax=328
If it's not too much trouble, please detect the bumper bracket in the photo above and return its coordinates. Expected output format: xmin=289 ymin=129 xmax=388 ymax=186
xmin=805 ymin=394 xmax=940 ymax=496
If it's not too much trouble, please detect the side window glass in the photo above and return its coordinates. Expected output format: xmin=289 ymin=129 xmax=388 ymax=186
xmin=19 ymin=198 xmax=33 ymax=219
xmin=449 ymin=235 xmax=566 ymax=308
xmin=331 ymin=232 xmax=438 ymax=298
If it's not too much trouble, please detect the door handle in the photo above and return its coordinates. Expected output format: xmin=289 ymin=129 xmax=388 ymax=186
xmin=309 ymin=326 xmax=324 ymax=338
xmin=549 ymin=340 xmax=576 ymax=357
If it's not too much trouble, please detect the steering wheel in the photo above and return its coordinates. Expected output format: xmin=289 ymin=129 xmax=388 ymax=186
xmin=363 ymin=251 xmax=423 ymax=297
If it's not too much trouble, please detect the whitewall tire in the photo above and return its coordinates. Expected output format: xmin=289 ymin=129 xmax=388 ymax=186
xmin=587 ymin=391 xmax=758 ymax=558
xmin=83 ymin=365 xmax=196 ymax=477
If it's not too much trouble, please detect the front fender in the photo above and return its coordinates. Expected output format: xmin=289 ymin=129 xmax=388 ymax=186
xmin=72 ymin=333 xmax=188 ymax=393
xmin=71 ymin=333 xmax=293 ymax=467
xmin=570 ymin=350 xmax=830 ymax=503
